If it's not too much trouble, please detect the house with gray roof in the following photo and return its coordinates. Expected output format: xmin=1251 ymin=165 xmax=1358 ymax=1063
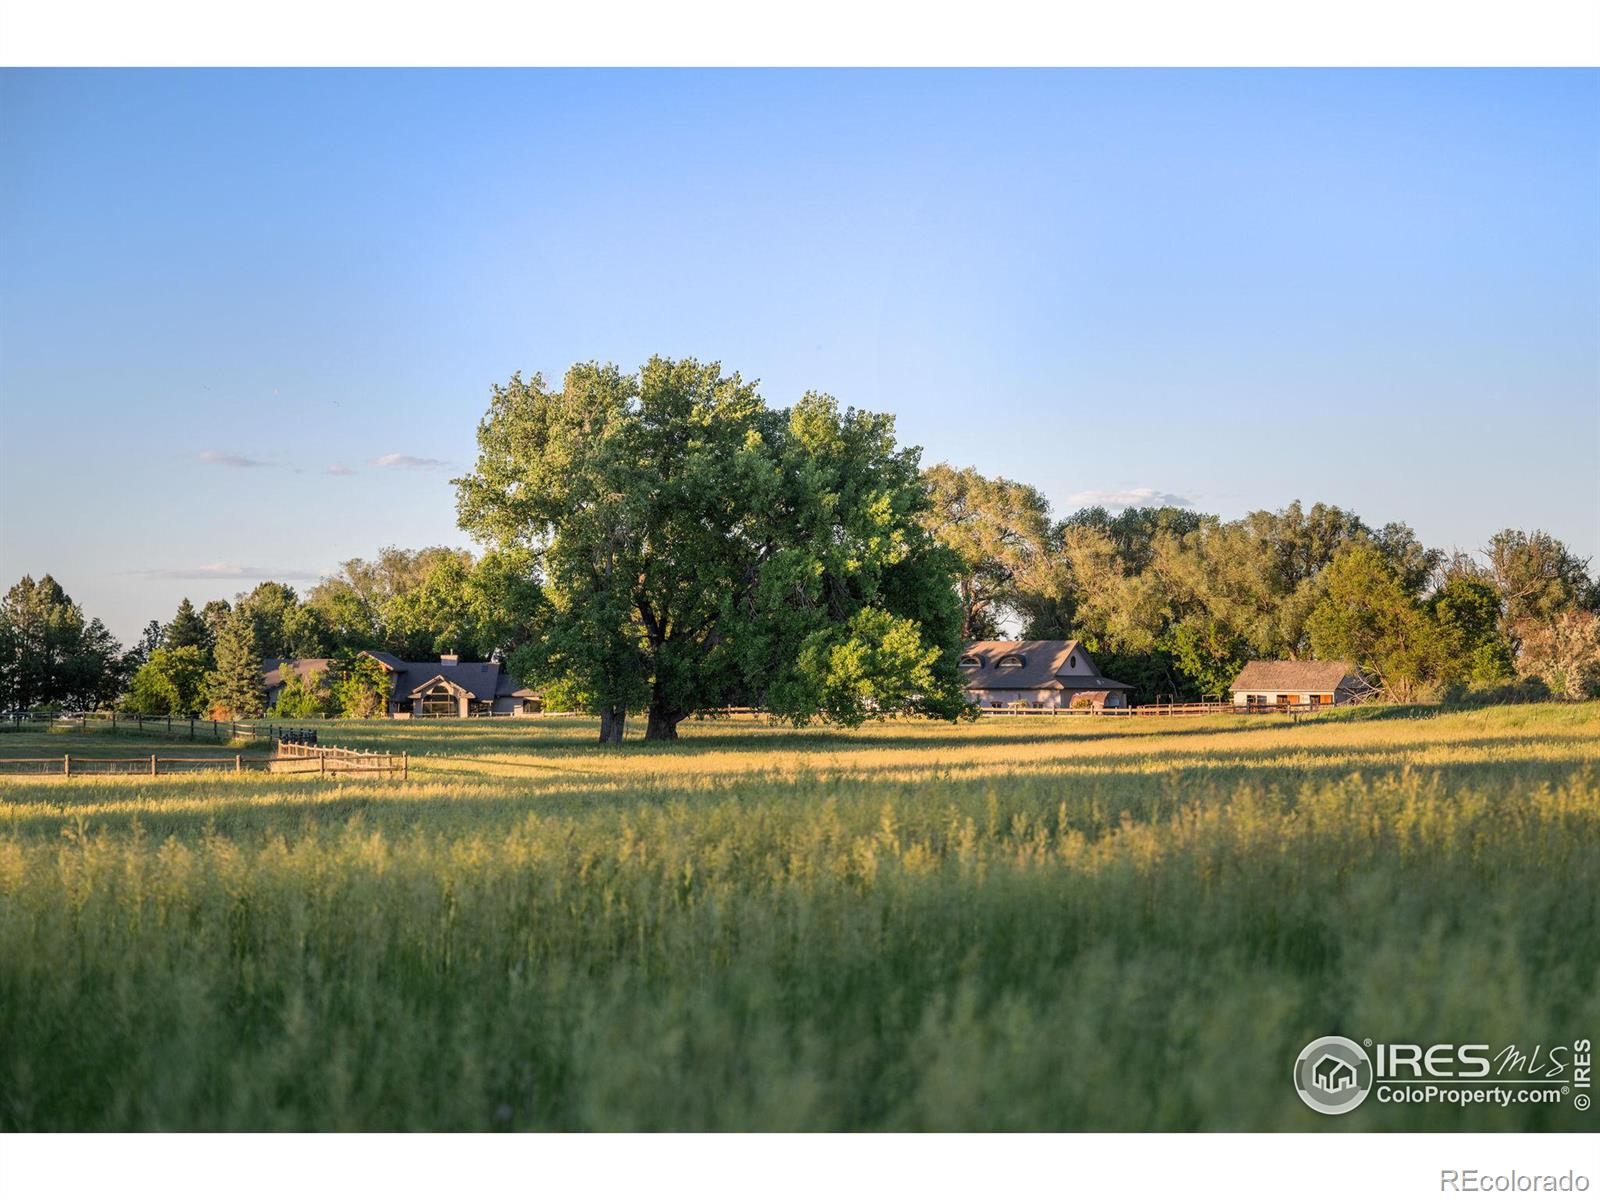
xmin=263 ymin=652 xmax=539 ymax=717
xmin=1229 ymin=660 xmax=1367 ymax=708
xmin=960 ymin=640 xmax=1132 ymax=710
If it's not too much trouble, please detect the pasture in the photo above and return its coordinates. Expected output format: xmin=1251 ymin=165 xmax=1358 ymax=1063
xmin=1 ymin=704 xmax=1596 ymax=1130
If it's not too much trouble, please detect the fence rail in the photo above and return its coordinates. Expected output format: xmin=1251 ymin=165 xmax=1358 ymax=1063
xmin=974 ymin=700 xmax=1329 ymax=717
xmin=274 ymin=740 xmax=407 ymax=778
xmin=0 ymin=710 xmax=319 ymax=744
xmin=0 ymin=737 xmax=406 ymax=779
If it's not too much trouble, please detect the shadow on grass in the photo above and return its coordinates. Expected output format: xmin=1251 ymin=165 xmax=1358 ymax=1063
xmin=2 ymin=749 xmax=1592 ymax=841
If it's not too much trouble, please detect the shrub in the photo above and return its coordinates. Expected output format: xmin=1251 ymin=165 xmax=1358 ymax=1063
xmin=269 ymin=668 xmax=338 ymax=718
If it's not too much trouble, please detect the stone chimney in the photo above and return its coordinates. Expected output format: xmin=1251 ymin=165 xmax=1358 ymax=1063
xmin=440 ymin=653 xmax=460 ymax=665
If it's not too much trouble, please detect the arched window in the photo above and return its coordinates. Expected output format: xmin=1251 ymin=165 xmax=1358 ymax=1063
xmin=997 ymin=654 xmax=1025 ymax=668
xmin=959 ymin=655 xmax=981 ymax=668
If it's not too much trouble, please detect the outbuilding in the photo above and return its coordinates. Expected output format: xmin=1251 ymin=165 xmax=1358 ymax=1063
xmin=1229 ymin=660 xmax=1367 ymax=708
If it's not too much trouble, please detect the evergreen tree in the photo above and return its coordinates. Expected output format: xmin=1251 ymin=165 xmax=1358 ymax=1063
xmin=200 ymin=599 xmax=232 ymax=645
xmin=133 ymin=620 xmax=165 ymax=659
xmin=208 ymin=608 xmax=265 ymax=718
xmin=0 ymin=574 xmax=125 ymax=709
xmin=164 ymin=597 xmax=211 ymax=653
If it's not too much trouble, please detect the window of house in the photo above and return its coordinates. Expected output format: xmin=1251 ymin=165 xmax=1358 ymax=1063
xmin=418 ymin=685 xmax=457 ymax=716
xmin=959 ymin=655 xmax=980 ymax=668
xmin=1069 ymin=654 xmax=1077 ymax=668
xmin=997 ymin=654 xmax=1024 ymax=668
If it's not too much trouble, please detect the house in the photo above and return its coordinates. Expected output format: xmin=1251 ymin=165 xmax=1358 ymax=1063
xmin=1312 ymin=1054 xmax=1357 ymax=1093
xmin=959 ymin=640 xmax=1132 ymax=710
xmin=1229 ymin=660 xmax=1366 ymax=709
xmin=262 ymin=652 xmax=540 ymax=718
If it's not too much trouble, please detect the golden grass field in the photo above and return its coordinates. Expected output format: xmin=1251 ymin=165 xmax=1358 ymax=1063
xmin=1 ymin=704 xmax=1597 ymax=1130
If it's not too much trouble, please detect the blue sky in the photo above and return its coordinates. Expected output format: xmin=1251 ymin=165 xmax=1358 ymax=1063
xmin=2 ymin=69 xmax=1596 ymax=642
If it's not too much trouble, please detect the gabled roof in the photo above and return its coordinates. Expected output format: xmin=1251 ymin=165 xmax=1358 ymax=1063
xmin=959 ymin=639 xmax=1132 ymax=691
xmin=268 ymin=653 xmax=535 ymax=703
xmin=404 ymin=661 xmax=504 ymax=699
xmin=1230 ymin=660 xmax=1359 ymax=692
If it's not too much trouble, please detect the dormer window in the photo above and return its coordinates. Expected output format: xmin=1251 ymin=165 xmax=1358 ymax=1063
xmin=1069 ymin=654 xmax=1077 ymax=669
xmin=997 ymin=654 xmax=1025 ymax=668
xmin=958 ymin=655 xmax=981 ymax=668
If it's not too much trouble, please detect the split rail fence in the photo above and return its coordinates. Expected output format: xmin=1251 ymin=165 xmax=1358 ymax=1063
xmin=0 ymin=719 xmax=407 ymax=780
xmin=976 ymin=700 xmax=1326 ymax=717
xmin=2 ymin=710 xmax=321 ymax=744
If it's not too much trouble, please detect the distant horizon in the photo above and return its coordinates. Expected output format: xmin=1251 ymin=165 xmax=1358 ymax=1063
xmin=3 ymin=69 xmax=1596 ymax=642
xmin=19 ymin=480 xmax=1588 ymax=648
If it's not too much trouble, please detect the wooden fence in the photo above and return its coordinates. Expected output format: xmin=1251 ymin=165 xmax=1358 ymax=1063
xmin=273 ymin=740 xmax=407 ymax=778
xmin=0 ymin=738 xmax=406 ymax=779
xmin=0 ymin=710 xmax=318 ymax=744
xmin=975 ymin=700 xmax=1326 ymax=717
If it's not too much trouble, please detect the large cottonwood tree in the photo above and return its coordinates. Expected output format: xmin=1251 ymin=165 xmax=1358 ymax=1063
xmin=455 ymin=356 xmax=967 ymax=742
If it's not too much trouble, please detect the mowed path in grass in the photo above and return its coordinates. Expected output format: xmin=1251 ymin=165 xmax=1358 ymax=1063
xmin=1 ymin=704 xmax=1596 ymax=1131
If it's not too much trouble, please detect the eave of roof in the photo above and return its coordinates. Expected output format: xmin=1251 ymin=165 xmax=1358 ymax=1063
xmin=1230 ymin=660 xmax=1357 ymax=691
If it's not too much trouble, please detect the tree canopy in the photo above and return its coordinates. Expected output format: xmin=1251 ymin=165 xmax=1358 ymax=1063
xmin=456 ymin=356 xmax=967 ymax=740
xmin=921 ymin=464 xmax=1051 ymax=640
xmin=304 ymin=546 xmax=539 ymax=663
xmin=164 ymin=597 xmax=212 ymax=653
xmin=208 ymin=606 xmax=265 ymax=718
xmin=923 ymin=467 xmax=1594 ymax=704
xmin=0 ymin=575 xmax=125 ymax=710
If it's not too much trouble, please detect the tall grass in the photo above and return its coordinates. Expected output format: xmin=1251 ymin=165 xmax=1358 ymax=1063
xmin=1 ymin=705 xmax=1596 ymax=1130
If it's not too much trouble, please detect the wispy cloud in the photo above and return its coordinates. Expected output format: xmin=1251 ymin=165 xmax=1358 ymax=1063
xmin=372 ymin=452 xmax=448 ymax=470
xmin=326 ymin=464 xmax=357 ymax=476
xmin=1063 ymin=487 xmax=1194 ymax=511
xmin=133 ymin=563 xmax=321 ymax=581
xmin=198 ymin=450 xmax=269 ymax=469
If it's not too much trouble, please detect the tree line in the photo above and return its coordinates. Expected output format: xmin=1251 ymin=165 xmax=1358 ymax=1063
xmin=925 ymin=466 xmax=1599 ymax=704
xmin=3 ymin=356 xmax=1596 ymax=734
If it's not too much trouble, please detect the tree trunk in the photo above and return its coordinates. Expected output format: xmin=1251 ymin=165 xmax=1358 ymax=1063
xmin=644 ymin=701 xmax=685 ymax=741
xmin=598 ymin=706 xmax=626 ymax=744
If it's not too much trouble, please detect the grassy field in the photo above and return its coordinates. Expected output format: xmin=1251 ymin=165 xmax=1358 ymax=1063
xmin=1 ymin=704 xmax=1596 ymax=1131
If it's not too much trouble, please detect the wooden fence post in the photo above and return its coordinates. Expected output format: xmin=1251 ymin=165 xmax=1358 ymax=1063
xmin=62 ymin=753 xmax=71 ymax=777
xmin=150 ymin=754 xmax=157 ymax=776
xmin=190 ymin=717 xmax=196 ymax=741
xmin=166 ymin=715 xmax=172 ymax=734
xmin=402 ymin=751 xmax=408 ymax=781
xmin=235 ymin=754 xmax=242 ymax=773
